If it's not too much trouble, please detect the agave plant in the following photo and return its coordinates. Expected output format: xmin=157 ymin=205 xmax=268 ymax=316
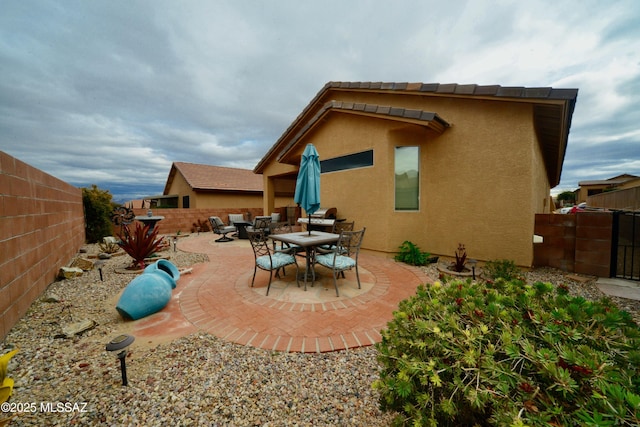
xmin=117 ymin=222 xmax=164 ymax=270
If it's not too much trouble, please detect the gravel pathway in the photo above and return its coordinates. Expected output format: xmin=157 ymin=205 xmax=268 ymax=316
xmin=2 ymin=240 xmax=639 ymax=426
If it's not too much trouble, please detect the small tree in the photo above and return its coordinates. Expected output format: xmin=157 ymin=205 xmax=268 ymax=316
xmin=557 ymin=191 xmax=576 ymax=206
xmin=83 ymin=185 xmax=117 ymax=243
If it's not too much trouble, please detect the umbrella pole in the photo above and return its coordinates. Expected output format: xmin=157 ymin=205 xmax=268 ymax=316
xmin=308 ymin=213 xmax=311 ymax=235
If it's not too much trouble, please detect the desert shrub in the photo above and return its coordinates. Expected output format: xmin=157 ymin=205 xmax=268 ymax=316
xmin=395 ymin=241 xmax=430 ymax=266
xmin=83 ymin=185 xmax=117 ymax=243
xmin=98 ymin=240 xmax=121 ymax=254
xmin=191 ymin=219 xmax=211 ymax=233
xmin=484 ymin=259 xmax=521 ymax=281
xmin=374 ymin=278 xmax=640 ymax=426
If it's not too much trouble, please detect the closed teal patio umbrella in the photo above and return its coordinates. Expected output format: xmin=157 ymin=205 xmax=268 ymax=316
xmin=294 ymin=144 xmax=321 ymax=235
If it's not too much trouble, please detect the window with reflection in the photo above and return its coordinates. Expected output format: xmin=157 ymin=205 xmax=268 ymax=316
xmin=395 ymin=146 xmax=419 ymax=210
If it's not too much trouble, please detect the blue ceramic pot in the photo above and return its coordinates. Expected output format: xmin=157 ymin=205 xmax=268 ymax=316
xmin=116 ymin=260 xmax=180 ymax=320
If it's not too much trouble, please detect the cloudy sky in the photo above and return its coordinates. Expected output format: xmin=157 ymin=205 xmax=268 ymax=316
xmin=1 ymin=0 xmax=639 ymax=202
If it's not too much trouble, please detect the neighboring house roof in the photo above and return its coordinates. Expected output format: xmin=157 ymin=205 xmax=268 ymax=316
xmin=163 ymin=162 xmax=263 ymax=194
xmin=254 ymin=81 xmax=578 ymax=187
xmin=578 ymin=174 xmax=639 ymax=187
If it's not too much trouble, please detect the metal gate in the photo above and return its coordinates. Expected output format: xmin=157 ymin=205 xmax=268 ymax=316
xmin=611 ymin=211 xmax=640 ymax=280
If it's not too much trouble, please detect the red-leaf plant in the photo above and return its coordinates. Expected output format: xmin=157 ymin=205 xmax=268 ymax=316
xmin=452 ymin=243 xmax=467 ymax=272
xmin=117 ymin=222 xmax=164 ymax=270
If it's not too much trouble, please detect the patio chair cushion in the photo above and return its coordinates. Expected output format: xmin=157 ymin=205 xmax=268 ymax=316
xmin=315 ymin=254 xmax=356 ymax=270
xmin=256 ymin=252 xmax=296 ymax=270
xmin=211 ymin=217 xmax=225 ymax=227
xmin=228 ymin=214 xmax=245 ymax=225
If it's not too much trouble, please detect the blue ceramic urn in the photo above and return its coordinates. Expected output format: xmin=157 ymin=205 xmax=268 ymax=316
xmin=116 ymin=259 xmax=181 ymax=320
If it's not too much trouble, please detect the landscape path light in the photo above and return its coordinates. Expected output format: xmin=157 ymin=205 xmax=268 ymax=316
xmin=106 ymin=334 xmax=135 ymax=386
xmin=467 ymin=259 xmax=478 ymax=280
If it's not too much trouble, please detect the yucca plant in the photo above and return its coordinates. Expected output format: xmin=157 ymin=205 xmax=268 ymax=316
xmin=117 ymin=222 xmax=164 ymax=270
xmin=1 ymin=349 xmax=18 ymax=427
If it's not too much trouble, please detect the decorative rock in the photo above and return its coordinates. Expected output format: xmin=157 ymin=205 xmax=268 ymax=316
xmin=5 ymin=241 xmax=639 ymax=426
xmin=103 ymin=236 xmax=119 ymax=244
xmin=71 ymin=257 xmax=95 ymax=271
xmin=58 ymin=266 xmax=84 ymax=279
xmin=98 ymin=252 xmax=112 ymax=260
xmin=60 ymin=319 xmax=97 ymax=338
xmin=42 ymin=293 xmax=62 ymax=303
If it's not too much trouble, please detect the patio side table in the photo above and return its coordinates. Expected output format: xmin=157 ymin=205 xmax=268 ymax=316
xmin=233 ymin=221 xmax=253 ymax=239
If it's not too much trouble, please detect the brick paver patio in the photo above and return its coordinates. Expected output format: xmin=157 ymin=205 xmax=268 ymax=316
xmin=129 ymin=233 xmax=434 ymax=353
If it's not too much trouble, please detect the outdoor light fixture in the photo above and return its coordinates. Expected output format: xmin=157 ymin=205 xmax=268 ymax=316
xmin=468 ymin=259 xmax=478 ymax=280
xmin=173 ymin=236 xmax=177 ymax=252
xmin=106 ymin=334 xmax=135 ymax=386
xmin=95 ymin=260 xmax=105 ymax=281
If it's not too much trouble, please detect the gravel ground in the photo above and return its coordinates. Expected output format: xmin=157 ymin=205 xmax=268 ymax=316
xmin=2 ymin=239 xmax=639 ymax=426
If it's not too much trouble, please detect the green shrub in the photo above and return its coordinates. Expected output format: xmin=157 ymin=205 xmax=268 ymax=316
xmin=484 ymin=259 xmax=521 ymax=281
xmin=395 ymin=241 xmax=430 ymax=266
xmin=374 ymin=278 xmax=640 ymax=426
xmin=83 ymin=185 xmax=117 ymax=243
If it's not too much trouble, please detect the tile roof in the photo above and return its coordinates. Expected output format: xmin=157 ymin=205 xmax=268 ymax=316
xmin=279 ymin=100 xmax=450 ymax=157
xmin=164 ymin=162 xmax=263 ymax=194
xmin=254 ymin=81 xmax=578 ymax=187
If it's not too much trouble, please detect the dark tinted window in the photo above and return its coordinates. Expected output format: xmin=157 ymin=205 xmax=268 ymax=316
xmin=320 ymin=150 xmax=373 ymax=173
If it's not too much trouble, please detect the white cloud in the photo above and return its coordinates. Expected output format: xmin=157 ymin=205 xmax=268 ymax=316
xmin=1 ymin=0 xmax=639 ymax=201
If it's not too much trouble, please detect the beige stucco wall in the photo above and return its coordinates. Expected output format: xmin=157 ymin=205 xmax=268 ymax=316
xmin=166 ymin=172 xmax=196 ymax=207
xmin=264 ymin=94 xmax=551 ymax=266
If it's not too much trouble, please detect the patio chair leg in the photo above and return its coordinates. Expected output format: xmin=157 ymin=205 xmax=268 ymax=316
xmin=355 ymin=265 xmax=361 ymax=289
xmin=266 ymin=272 xmax=273 ymax=296
xmin=251 ymin=267 xmax=257 ymax=287
xmin=332 ymin=271 xmax=340 ymax=297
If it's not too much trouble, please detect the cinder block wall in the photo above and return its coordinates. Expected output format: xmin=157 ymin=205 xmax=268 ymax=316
xmin=534 ymin=212 xmax=613 ymax=277
xmin=575 ymin=212 xmax=613 ymax=277
xmin=0 ymin=151 xmax=85 ymax=340
xmin=533 ymin=214 xmax=576 ymax=271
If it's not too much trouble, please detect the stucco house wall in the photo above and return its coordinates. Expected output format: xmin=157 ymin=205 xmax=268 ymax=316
xmin=255 ymin=82 xmax=577 ymax=267
xmin=298 ymin=98 xmax=542 ymax=264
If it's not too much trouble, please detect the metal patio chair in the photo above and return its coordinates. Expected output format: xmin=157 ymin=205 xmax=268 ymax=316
xmin=314 ymin=228 xmax=366 ymax=297
xmin=248 ymin=229 xmax=299 ymax=296
xmin=208 ymin=216 xmax=237 ymax=242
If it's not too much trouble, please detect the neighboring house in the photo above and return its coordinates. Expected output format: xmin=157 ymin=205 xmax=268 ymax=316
xmin=254 ymin=81 xmax=578 ymax=267
xmin=575 ymin=174 xmax=638 ymax=203
xmin=162 ymin=162 xmax=264 ymax=209
xmin=586 ymin=174 xmax=640 ymax=211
